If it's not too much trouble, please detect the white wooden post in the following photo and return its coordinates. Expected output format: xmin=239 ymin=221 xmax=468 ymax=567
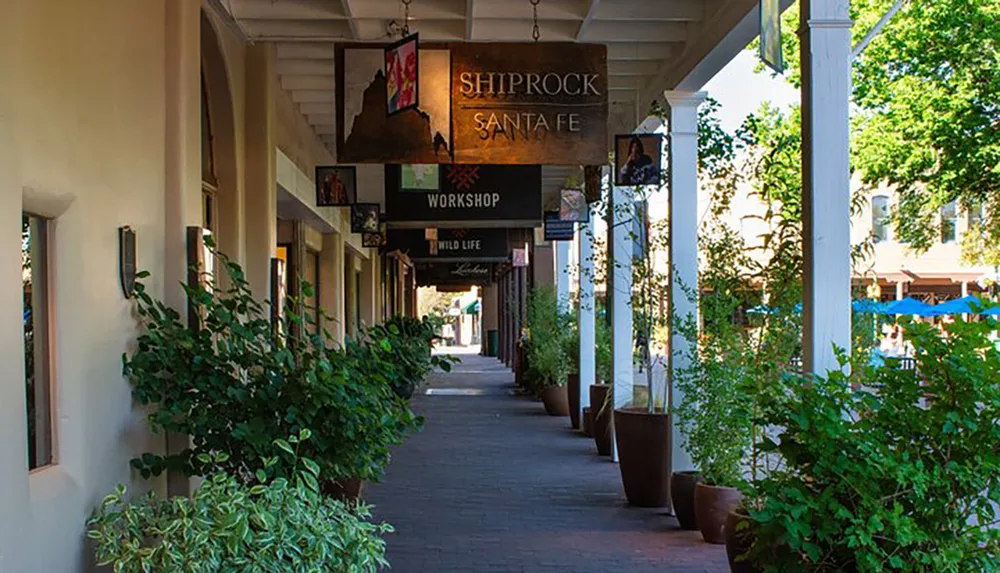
xmin=801 ymin=0 xmax=853 ymax=375
xmin=665 ymin=91 xmax=706 ymax=474
xmin=578 ymin=204 xmax=596 ymax=422
xmin=556 ymin=239 xmax=571 ymax=313
xmin=610 ymin=184 xmax=634 ymax=462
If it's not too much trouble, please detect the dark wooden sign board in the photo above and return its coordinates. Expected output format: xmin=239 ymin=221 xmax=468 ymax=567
xmin=335 ymin=42 xmax=608 ymax=166
xmin=385 ymin=164 xmax=542 ymax=226
xmin=387 ymin=228 xmax=510 ymax=262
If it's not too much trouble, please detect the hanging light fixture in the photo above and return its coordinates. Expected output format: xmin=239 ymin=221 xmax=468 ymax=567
xmin=530 ymin=0 xmax=541 ymax=42
xmin=385 ymin=0 xmax=420 ymax=117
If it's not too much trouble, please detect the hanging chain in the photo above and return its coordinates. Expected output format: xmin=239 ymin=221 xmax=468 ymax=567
xmin=530 ymin=0 xmax=540 ymax=42
xmin=402 ymin=0 xmax=412 ymax=37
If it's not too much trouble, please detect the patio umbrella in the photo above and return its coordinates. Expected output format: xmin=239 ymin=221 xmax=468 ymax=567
xmin=927 ymin=295 xmax=981 ymax=316
xmin=852 ymin=299 xmax=889 ymax=314
xmin=885 ymin=297 xmax=935 ymax=316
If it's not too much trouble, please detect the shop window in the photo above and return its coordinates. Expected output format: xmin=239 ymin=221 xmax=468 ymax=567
xmin=304 ymin=250 xmax=320 ymax=334
xmin=940 ymin=200 xmax=958 ymax=244
xmin=22 ymin=213 xmax=53 ymax=470
xmin=871 ymin=195 xmax=890 ymax=243
xmin=968 ymin=201 xmax=985 ymax=230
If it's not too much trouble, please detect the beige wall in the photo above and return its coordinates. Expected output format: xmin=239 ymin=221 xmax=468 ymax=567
xmin=0 ymin=1 xmax=382 ymax=571
xmin=1 ymin=2 xmax=171 ymax=571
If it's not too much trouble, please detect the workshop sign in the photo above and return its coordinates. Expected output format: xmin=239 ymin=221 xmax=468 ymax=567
xmin=336 ymin=42 xmax=607 ymax=165
xmin=387 ymin=228 xmax=510 ymax=262
xmin=385 ymin=164 xmax=541 ymax=226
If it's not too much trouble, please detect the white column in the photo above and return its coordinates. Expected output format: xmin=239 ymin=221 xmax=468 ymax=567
xmin=610 ymin=184 xmax=633 ymax=462
xmin=555 ymin=239 xmax=571 ymax=313
xmin=577 ymin=204 xmax=596 ymax=421
xmin=665 ymin=91 xmax=706 ymax=474
xmin=801 ymin=0 xmax=853 ymax=375
xmin=895 ymin=281 xmax=905 ymax=300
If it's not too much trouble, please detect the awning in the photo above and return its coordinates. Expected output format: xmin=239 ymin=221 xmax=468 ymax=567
xmin=463 ymin=300 xmax=481 ymax=315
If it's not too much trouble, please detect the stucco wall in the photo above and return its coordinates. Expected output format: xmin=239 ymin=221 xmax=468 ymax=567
xmin=0 ymin=1 xmax=170 ymax=571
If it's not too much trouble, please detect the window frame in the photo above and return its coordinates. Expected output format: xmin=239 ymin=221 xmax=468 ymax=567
xmin=871 ymin=195 xmax=890 ymax=243
xmin=22 ymin=212 xmax=55 ymax=472
xmin=940 ymin=200 xmax=958 ymax=244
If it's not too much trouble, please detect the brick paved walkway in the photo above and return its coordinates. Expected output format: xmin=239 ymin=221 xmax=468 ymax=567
xmin=366 ymin=349 xmax=729 ymax=573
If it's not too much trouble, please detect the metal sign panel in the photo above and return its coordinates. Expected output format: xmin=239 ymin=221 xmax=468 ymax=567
xmin=385 ymin=164 xmax=541 ymax=227
xmin=543 ymin=211 xmax=574 ymax=241
xmin=388 ymin=228 xmax=510 ymax=262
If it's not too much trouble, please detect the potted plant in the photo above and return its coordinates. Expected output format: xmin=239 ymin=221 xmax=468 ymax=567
xmin=523 ymin=286 xmax=572 ymax=416
xmin=87 ymin=433 xmax=393 ymax=572
xmin=739 ymin=317 xmax=1000 ymax=571
xmin=563 ymin=310 xmax=582 ymax=429
xmin=608 ymin=194 xmax=675 ymax=508
xmin=590 ymin=316 xmax=613 ymax=455
xmin=674 ymin=217 xmax=800 ymax=544
xmin=123 ymin=251 xmax=424 ymax=501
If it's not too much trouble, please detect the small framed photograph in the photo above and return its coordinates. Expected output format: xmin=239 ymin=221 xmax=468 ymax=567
xmin=401 ymin=164 xmax=439 ymax=190
xmin=614 ymin=134 xmax=663 ymax=187
xmin=351 ymin=203 xmax=381 ymax=234
xmin=559 ymin=188 xmax=589 ymax=222
xmin=315 ymin=166 xmax=357 ymax=206
xmin=362 ymin=226 xmax=386 ymax=248
xmin=385 ymin=33 xmax=419 ymax=116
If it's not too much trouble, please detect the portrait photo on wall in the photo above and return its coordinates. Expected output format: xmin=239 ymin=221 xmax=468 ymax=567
xmin=315 ymin=165 xmax=357 ymax=206
xmin=401 ymin=164 xmax=439 ymax=190
xmin=351 ymin=203 xmax=381 ymax=234
xmin=614 ymin=134 xmax=663 ymax=187
xmin=385 ymin=33 xmax=419 ymax=116
xmin=559 ymin=188 xmax=589 ymax=222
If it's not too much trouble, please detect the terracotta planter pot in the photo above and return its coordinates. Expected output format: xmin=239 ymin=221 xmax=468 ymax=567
xmin=725 ymin=508 xmax=761 ymax=573
xmin=694 ymin=483 xmax=742 ymax=544
xmin=567 ymin=373 xmax=581 ymax=429
xmin=671 ymin=471 xmax=703 ymax=530
xmin=322 ymin=477 xmax=366 ymax=502
xmin=614 ymin=408 xmax=672 ymax=507
xmin=541 ymin=385 xmax=570 ymax=416
xmin=589 ymin=385 xmax=612 ymax=456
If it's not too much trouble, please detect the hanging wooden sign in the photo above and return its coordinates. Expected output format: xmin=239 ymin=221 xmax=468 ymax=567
xmin=336 ymin=42 xmax=608 ymax=165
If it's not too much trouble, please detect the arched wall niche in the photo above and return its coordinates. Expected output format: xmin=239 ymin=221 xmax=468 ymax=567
xmin=199 ymin=11 xmax=240 ymax=266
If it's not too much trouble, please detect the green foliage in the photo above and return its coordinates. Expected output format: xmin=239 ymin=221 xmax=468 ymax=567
xmin=371 ymin=315 xmax=457 ymax=397
xmin=522 ymin=286 xmax=573 ymax=393
xmin=123 ymin=253 xmax=424 ymax=485
xmin=675 ymin=105 xmax=804 ymax=488
xmin=87 ymin=436 xmax=392 ymax=573
xmin=749 ymin=320 xmax=1000 ymax=571
xmin=753 ymin=0 xmax=1000 ymax=255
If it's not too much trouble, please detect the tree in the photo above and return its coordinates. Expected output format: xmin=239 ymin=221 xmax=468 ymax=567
xmin=755 ymin=0 xmax=1000 ymax=254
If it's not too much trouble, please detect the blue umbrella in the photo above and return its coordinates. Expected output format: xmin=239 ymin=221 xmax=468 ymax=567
xmin=982 ymin=306 xmax=1000 ymax=316
xmin=885 ymin=297 xmax=935 ymax=316
xmin=928 ymin=295 xmax=981 ymax=316
xmin=852 ymin=299 xmax=889 ymax=314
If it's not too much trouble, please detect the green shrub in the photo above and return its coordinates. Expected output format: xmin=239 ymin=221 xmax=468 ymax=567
xmin=522 ymin=286 xmax=573 ymax=394
xmin=123 ymin=254 xmax=422 ymax=485
xmin=749 ymin=319 xmax=1000 ymax=572
xmin=87 ymin=436 xmax=392 ymax=573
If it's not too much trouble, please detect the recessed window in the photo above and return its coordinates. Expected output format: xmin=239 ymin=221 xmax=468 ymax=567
xmin=22 ymin=213 xmax=53 ymax=470
xmin=941 ymin=200 xmax=958 ymax=244
xmin=872 ymin=195 xmax=890 ymax=243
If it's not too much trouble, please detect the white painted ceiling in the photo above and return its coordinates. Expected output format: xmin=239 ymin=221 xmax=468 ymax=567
xmin=218 ymin=0 xmax=756 ymax=169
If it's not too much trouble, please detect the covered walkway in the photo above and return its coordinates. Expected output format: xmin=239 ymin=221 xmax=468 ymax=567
xmin=367 ymin=349 xmax=728 ymax=573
